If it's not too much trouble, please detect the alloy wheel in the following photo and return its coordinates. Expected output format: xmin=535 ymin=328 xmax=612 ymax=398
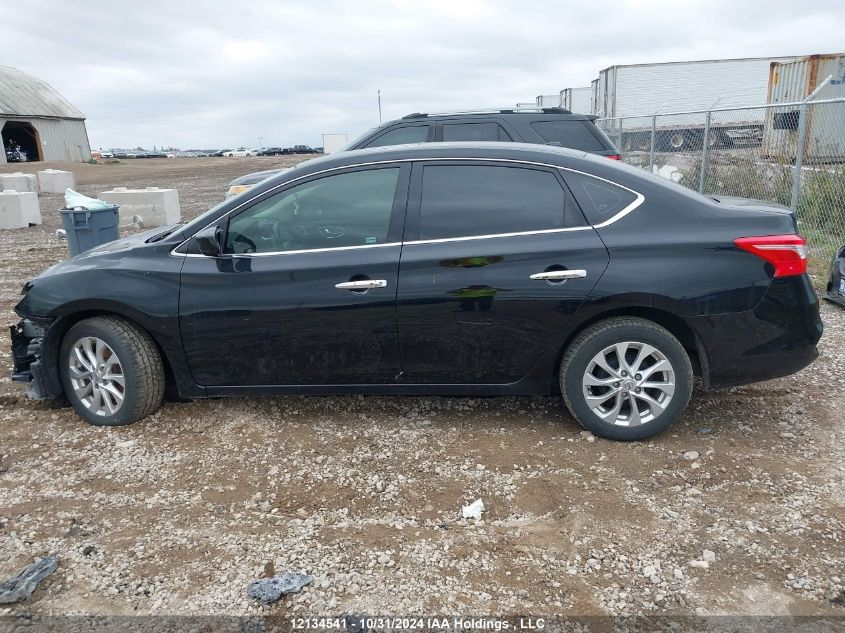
xmin=68 ymin=336 xmax=125 ymax=416
xmin=581 ymin=341 xmax=675 ymax=427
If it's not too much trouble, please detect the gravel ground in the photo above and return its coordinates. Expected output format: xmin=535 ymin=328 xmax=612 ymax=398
xmin=0 ymin=158 xmax=843 ymax=618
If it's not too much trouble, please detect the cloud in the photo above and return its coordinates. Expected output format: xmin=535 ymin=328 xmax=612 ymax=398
xmin=2 ymin=0 xmax=843 ymax=149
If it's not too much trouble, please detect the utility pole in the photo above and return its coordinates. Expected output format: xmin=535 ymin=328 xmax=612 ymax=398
xmin=258 ymin=136 xmax=263 ymax=149
xmin=377 ymin=90 xmax=382 ymax=123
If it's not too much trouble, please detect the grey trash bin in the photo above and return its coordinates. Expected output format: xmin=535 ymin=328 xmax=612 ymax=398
xmin=59 ymin=205 xmax=120 ymax=256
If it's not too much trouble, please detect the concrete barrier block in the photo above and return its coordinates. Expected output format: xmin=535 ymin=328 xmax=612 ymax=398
xmin=0 ymin=173 xmax=37 ymax=193
xmin=37 ymin=169 xmax=76 ymax=194
xmin=98 ymin=187 xmax=181 ymax=227
xmin=0 ymin=191 xmax=40 ymax=229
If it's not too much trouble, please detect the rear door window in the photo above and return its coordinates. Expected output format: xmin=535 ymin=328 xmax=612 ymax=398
xmin=562 ymin=171 xmax=639 ymax=225
xmin=418 ymin=164 xmax=584 ymax=240
xmin=442 ymin=122 xmax=512 ymax=142
xmin=364 ymin=125 xmax=429 ymax=148
xmin=531 ymin=120 xmax=606 ymax=151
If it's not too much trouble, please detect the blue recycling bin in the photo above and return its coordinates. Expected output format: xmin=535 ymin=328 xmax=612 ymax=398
xmin=59 ymin=205 xmax=120 ymax=256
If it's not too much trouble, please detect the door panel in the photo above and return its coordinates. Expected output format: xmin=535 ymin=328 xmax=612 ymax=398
xmin=396 ymin=161 xmax=609 ymax=384
xmin=396 ymin=232 xmax=608 ymax=384
xmin=180 ymin=247 xmax=402 ymax=386
xmin=178 ymin=164 xmax=409 ymax=387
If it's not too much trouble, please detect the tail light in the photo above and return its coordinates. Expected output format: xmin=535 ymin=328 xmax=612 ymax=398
xmin=734 ymin=234 xmax=807 ymax=277
xmin=607 ymin=154 xmax=621 ymax=160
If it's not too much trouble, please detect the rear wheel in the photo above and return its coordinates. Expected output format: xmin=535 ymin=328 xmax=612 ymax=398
xmin=59 ymin=316 xmax=165 ymax=426
xmin=560 ymin=317 xmax=693 ymax=441
xmin=669 ymin=132 xmax=687 ymax=151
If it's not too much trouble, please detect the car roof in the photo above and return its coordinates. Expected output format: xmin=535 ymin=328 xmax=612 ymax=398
xmin=292 ymin=141 xmax=586 ymax=169
xmin=252 ymin=142 xmax=594 ymax=191
xmin=230 ymin=168 xmax=290 ymax=185
xmin=403 ymin=112 xmax=597 ymax=122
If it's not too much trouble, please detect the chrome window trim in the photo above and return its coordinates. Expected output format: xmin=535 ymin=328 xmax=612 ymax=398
xmin=404 ymin=226 xmax=591 ymax=246
xmin=181 ymin=241 xmax=401 ymax=258
xmin=171 ymin=157 xmax=645 ymax=258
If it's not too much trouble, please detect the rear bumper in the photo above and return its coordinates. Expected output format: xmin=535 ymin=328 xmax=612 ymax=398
xmin=692 ymin=275 xmax=822 ymax=389
xmin=9 ymin=318 xmax=61 ymax=401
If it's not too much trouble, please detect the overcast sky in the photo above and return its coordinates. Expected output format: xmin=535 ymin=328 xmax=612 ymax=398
xmin=5 ymin=0 xmax=844 ymax=149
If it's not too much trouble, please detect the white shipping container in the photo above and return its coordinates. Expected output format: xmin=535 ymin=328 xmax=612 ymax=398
xmin=762 ymin=54 xmax=845 ymax=162
xmin=535 ymin=94 xmax=562 ymax=108
xmin=596 ymin=56 xmax=796 ymax=120
xmin=560 ymin=87 xmax=592 ymax=114
xmin=322 ymin=132 xmax=359 ymax=154
xmin=596 ymin=56 xmax=797 ymax=152
xmin=590 ymin=79 xmax=599 ymax=116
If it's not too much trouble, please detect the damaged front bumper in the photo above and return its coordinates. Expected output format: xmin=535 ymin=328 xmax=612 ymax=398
xmin=10 ymin=318 xmax=54 ymax=400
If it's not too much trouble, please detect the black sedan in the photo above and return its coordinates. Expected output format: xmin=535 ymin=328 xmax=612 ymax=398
xmin=10 ymin=143 xmax=822 ymax=440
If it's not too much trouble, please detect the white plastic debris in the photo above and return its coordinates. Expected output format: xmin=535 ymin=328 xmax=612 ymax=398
xmin=652 ymin=164 xmax=682 ymax=183
xmin=461 ymin=498 xmax=485 ymax=520
xmin=64 ymin=189 xmax=113 ymax=211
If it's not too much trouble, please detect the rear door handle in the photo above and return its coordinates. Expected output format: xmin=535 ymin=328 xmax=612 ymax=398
xmin=335 ymin=279 xmax=388 ymax=291
xmin=530 ymin=269 xmax=587 ymax=281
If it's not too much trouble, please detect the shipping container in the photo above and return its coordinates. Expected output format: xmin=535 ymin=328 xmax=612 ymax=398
xmin=322 ymin=132 xmax=359 ymax=154
xmin=535 ymin=94 xmax=562 ymax=108
xmin=762 ymin=54 xmax=845 ymax=163
xmin=590 ymin=79 xmax=599 ymax=115
xmin=595 ymin=56 xmax=796 ymax=152
xmin=560 ymin=87 xmax=592 ymax=114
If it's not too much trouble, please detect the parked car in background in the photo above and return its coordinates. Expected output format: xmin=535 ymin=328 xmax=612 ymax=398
xmin=211 ymin=149 xmax=231 ymax=157
xmin=334 ymin=107 xmax=619 ymax=157
xmin=224 ymin=148 xmax=257 ymax=157
xmin=257 ymin=147 xmax=285 ymax=156
xmin=286 ymin=145 xmax=317 ymax=154
xmin=225 ymin=167 xmax=292 ymax=198
xmin=11 ymin=142 xmax=821 ymax=440
xmin=226 ymin=107 xmax=620 ymax=198
xmin=826 ymin=243 xmax=845 ymax=307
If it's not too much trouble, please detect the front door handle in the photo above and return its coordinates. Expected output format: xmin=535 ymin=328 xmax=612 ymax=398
xmin=335 ymin=279 xmax=388 ymax=291
xmin=529 ymin=269 xmax=587 ymax=281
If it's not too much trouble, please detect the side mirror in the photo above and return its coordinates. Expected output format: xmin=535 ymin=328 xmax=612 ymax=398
xmin=194 ymin=225 xmax=223 ymax=257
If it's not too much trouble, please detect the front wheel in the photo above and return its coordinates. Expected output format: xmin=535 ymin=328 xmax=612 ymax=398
xmin=560 ymin=317 xmax=693 ymax=441
xmin=59 ymin=316 xmax=165 ymax=426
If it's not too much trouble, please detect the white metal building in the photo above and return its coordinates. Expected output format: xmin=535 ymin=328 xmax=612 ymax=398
xmin=0 ymin=66 xmax=92 ymax=164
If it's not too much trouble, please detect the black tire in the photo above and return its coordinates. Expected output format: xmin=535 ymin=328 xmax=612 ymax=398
xmin=59 ymin=316 xmax=165 ymax=426
xmin=560 ymin=317 xmax=693 ymax=441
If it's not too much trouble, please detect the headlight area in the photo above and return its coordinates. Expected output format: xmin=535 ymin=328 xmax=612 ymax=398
xmin=10 ymin=317 xmax=59 ymax=401
xmin=225 ymin=184 xmax=254 ymax=199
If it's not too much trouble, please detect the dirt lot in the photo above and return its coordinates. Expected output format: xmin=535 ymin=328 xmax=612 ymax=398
xmin=0 ymin=158 xmax=843 ymax=618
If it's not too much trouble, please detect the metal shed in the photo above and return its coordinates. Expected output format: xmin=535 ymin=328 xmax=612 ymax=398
xmin=0 ymin=66 xmax=92 ymax=164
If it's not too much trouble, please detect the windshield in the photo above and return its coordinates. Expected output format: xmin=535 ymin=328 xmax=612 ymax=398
xmin=334 ymin=127 xmax=379 ymax=153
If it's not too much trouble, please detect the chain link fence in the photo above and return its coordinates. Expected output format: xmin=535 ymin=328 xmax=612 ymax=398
xmin=596 ymin=98 xmax=845 ymax=260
